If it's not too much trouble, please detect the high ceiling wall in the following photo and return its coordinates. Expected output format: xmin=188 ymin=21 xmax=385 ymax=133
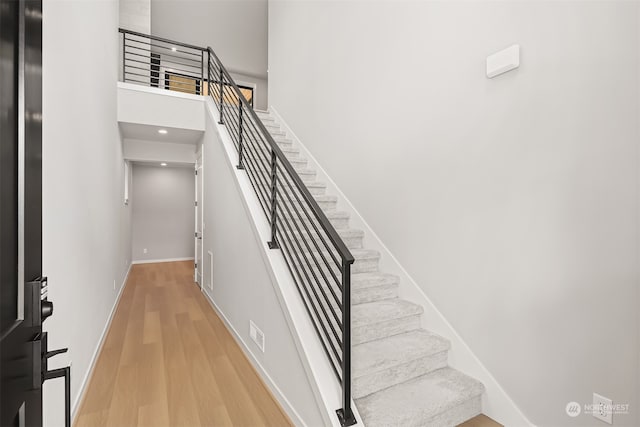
xmin=150 ymin=0 xmax=268 ymax=80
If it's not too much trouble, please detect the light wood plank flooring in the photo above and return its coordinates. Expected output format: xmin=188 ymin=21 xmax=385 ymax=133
xmin=458 ymin=414 xmax=503 ymax=427
xmin=75 ymin=261 xmax=292 ymax=427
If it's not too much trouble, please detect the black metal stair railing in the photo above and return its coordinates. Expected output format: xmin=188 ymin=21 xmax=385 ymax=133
xmin=118 ymin=28 xmax=357 ymax=426
xmin=207 ymin=48 xmax=357 ymax=427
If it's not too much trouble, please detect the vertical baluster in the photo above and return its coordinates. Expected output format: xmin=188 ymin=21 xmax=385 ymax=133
xmin=237 ymin=104 xmax=244 ymax=170
xmin=121 ymin=33 xmax=126 ymax=82
xmin=218 ymin=68 xmax=224 ymax=124
xmin=267 ymin=150 xmax=279 ymax=249
xmin=207 ymin=49 xmax=211 ymax=98
xmin=338 ymin=259 xmax=356 ymax=426
xmin=199 ymin=49 xmax=204 ymax=96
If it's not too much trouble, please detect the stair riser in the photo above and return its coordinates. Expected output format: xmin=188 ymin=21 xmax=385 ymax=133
xmin=290 ymin=231 xmax=361 ymax=249
xmin=353 ymin=284 xmax=398 ymax=305
xmin=426 ymin=396 xmax=482 ymax=427
xmin=303 ymin=252 xmax=377 ymax=273
xmin=290 ymin=160 xmax=308 ymax=171
xmin=278 ymin=182 xmax=326 ymax=196
xmin=353 ymin=351 xmax=448 ymax=399
xmin=288 ymin=215 xmax=348 ymax=229
xmin=287 ymin=199 xmax=338 ymax=215
xmin=306 ymin=185 xmax=326 ymax=196
xmin=275 ymin=139 xmax=293 ymax=147
xmin=352 ymin=256 xmax=379 ymax=274
xmin=342 ymin=235 xmax=363 ymax=249
xmin=294 ymin=171 xmax=316 ymax=182
xmin=283 ymin=151 xmax=301 ymax=159
xmin=353 ymin=315 xmax=421 ymax=345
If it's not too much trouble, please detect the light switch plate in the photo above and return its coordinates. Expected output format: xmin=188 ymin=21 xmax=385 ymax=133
xmin=487 ymin=44 xmax=520 ymax=78
xmin=249 ymin=320 xmax=265 ymax=352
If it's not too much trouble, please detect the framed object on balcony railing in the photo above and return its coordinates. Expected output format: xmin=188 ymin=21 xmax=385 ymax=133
xmin=164 ymin=70 xmax=201 ymax=95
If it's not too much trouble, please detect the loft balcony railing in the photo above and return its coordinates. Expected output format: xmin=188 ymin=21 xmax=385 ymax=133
xmin=118 ymin=28 xmax=357 ymax=426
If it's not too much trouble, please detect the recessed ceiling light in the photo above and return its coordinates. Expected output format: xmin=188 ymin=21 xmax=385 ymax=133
xmin=158 ymin=129 xmax=168 ymax=134
xmin=160 ymin=162 xmax=167 ymax=166
xmin=171 ymin=47 xmax=177 ymax=52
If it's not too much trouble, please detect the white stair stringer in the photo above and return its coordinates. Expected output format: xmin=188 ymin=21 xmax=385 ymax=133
xmin=257 ymin=109 xmax=487 ymax=426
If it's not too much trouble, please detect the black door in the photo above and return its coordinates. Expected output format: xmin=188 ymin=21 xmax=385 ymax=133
xmin=1 ymin=0 xmax=44 ymax=426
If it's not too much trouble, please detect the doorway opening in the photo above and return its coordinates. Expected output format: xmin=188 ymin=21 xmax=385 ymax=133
xmin=194 ymin=152 xmax=203 ymax=287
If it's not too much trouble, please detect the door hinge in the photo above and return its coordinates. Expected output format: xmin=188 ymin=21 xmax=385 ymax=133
xmin=194 ymin=263 xmax=198 ymax=269
xmin=195 ymin=201 xmax=198 ymax=206
xmin=195 ymin=232 xmax=198 ymax=238
xmin=195 ymin=170 xmax=198 ymax=175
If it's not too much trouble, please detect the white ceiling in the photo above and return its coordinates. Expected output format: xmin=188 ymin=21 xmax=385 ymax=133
xmin=130 ymin=160 xmax=194 ymax=169
xmin=119 ymin=122 xmax=203 ymax=145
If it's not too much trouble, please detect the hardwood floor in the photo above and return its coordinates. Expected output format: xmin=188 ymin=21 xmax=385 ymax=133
xmin=75 ymin=261 xmax=292 ymax=427
xmin=458 ymin=414 xmax=503 ymax=427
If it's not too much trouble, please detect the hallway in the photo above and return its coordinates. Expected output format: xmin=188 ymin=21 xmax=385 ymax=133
xmin=74 ymin=261 xmax=292 ymax=427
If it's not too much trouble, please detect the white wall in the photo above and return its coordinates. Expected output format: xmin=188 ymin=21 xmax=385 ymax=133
xmin=269 ymin=1 xmax=640 ymax=426
xmin=201 ymin=103 xmax=325 ymax=426
xmin=150 ymin=0 xmax=267 ymax=78
xmin=119 ymin=0 xmax=150 ymax=33
xmin=131 ymin=164 xmax=195 ymax=262
xmin=42 ymin=0 xmax=131 ymax=425
xmin=150 ymin=0 xmax=268 ymax=108
xmin=118 ymin=82 xmax=205 ymax=130
xmin=123 ymin=138 xmax=198 ymax=164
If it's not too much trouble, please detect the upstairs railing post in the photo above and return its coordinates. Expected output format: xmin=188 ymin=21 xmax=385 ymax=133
xmin=121 ymin=33 xmax=125 ymax=82
xmin=199 ymin=50 xmax=204 ymax=95
xmin=207 ymin=49 xmax=211 ymax=98
xmin=337 ymin=260 xmax=357 ymax=426
xmin=267 ymin=150 xmax=279 ymax=249
xmin=237 ymin=104 xmax=244 ymax=170
xmin=217 ymin=68 xmax=224 ymax=125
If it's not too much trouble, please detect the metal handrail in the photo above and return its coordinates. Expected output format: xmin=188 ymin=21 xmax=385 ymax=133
xmin=118 ymin=28 xmax=206 ymax=51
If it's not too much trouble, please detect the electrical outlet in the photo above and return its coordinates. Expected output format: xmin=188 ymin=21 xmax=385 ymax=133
xmin=143 ymin=248 xmax=148 ymax=254
xmin=593 ymin=393 xmax=613 ymax=424
xmin=249 ymin=320 xmax=265 ymax=352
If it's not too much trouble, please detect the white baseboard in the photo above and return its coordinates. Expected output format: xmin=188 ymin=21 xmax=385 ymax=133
xmin=131 ymin=257 xmax=194 ymax=264
xmin=200 ymin=290 xmax=307 ymax=427
xmin=269 ymin=106 xmax=534 ymax=427
xmin=71 ymin=263 xmax=132 ymax=423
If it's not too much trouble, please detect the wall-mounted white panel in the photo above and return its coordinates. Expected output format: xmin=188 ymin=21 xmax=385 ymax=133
xmin=117 ymin=82 xmax=205 ymax=130
xmin=486 ymin=44 xmax=520 ymax=78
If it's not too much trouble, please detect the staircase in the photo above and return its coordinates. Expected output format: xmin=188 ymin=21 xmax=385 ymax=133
xmin=255 ymin=109 xmax=485 ymax=427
